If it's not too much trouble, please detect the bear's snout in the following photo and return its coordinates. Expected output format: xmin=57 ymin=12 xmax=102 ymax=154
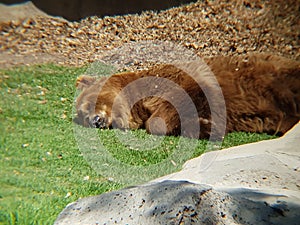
xmin=91 ymin=114 xmax=109 ymax=129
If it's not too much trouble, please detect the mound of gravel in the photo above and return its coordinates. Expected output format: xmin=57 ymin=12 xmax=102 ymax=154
xmin=0 ymin=0 xmax=299 ymax=68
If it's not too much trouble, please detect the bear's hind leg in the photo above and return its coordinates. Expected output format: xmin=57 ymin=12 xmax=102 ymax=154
xmin=227 ymin=111 xmax=293 ymax=136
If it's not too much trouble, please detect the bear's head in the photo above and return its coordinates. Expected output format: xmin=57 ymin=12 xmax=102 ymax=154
xmin=74 ymin=75 xmax=113 ymax=129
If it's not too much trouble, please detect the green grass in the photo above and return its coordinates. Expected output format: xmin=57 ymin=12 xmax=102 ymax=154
xmin=0 ymin=64 xmax=276 ymax=225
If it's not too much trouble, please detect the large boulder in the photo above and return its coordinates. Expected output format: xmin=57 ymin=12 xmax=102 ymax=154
xmin=54 ymin=180 xmax=300 ymax=225
xmin=55 ymin=122 xmax=300 ymax=224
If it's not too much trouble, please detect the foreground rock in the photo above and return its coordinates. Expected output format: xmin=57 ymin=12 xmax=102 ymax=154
xmin=55 ymin=123 xmax=300 ymax=224
xmin=55 ymin=180 xmax=300 ymax=225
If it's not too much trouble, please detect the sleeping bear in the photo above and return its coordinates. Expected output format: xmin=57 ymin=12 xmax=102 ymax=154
xmin=74 ymin=54 xmax=300 ymax=140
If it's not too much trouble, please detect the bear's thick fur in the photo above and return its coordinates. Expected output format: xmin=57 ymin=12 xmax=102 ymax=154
xmin=74 ymin=54 xmax=300 ymax=140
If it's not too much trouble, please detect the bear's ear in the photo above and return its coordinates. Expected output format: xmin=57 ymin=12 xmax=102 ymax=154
xmin=75 ymin=75 xmax=97 ymax=91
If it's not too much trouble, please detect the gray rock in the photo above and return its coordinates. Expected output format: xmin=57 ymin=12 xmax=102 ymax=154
xmin=55 ymin=123 xmax=300 ymax=225
xmin=54 ymin=180 xmax=300 ymax=225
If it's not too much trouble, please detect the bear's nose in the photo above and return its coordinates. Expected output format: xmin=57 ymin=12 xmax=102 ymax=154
xmin=90 ymin=115 xmax=108 ymax=129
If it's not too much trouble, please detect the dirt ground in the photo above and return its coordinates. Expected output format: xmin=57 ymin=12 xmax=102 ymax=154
xmin=0 ymin=0 xmax=299 ymax=68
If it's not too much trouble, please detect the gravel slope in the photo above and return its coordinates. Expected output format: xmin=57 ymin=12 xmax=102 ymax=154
xmin=0 ymin=0 xmax=299 ymax=68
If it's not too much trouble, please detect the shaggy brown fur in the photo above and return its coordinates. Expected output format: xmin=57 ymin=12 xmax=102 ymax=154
xmin=74 ymin=54 xmax=300 ymax=140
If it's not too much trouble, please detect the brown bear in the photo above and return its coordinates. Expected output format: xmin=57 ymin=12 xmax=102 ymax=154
xmin=74 ymin=53 xmax=300 ymax=140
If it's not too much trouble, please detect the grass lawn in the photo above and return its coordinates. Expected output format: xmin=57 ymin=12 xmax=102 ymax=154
xmin=0 ymin=64 xmax=276 ymax=225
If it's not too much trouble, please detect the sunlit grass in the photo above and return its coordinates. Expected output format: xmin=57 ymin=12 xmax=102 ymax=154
xmin=0 ymin=64 xmax=276 ymax=224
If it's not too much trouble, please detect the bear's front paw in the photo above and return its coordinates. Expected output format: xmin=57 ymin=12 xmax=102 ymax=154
xmin=146 ymin=117 xmax=167 ymax=136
